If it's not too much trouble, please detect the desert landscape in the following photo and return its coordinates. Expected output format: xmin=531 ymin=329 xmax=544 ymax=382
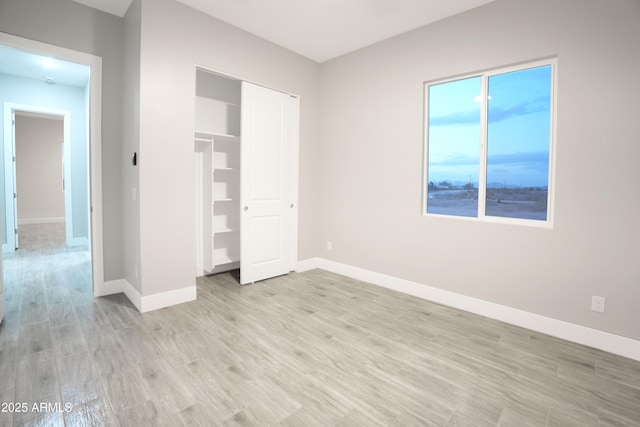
xmin=427 ymin=184 xmax=547 ymax=220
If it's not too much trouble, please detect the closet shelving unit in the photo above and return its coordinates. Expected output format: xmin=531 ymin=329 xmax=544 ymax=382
xmin=194 ymin=70 xmax=241 ymax=275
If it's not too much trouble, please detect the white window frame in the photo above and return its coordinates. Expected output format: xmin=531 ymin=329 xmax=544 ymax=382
xmin=422 ymin=57 xmax=558 ymax=228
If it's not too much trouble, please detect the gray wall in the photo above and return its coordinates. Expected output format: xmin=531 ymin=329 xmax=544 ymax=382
xmin=135 ymin=0 xmax=320 ymax=296
xmin=0 ymin=0 xmax=124 ymax=280
xmin=121 ymin=0 xmax=142 ymax=292
xmin=317 ymin=0 xmax=640 ymax=340
xmin=2 ymin=0 xmax=637 ymax=343
xmin=15 ymin=115 xmax=65 ymax=222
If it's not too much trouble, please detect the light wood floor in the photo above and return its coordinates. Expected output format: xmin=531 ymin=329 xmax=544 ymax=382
xmin=1 ymin=224 xmax=639 ymax=426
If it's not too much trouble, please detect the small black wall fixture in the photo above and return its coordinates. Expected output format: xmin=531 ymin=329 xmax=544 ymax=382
xmin=132 ymin=152 xmax=137 ymax=166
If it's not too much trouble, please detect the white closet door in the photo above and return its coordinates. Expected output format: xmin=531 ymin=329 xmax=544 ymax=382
xmin=240 ymin=82 xmax=298 ymax=285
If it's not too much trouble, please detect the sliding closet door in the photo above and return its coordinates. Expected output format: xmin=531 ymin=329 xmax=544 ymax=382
xmin=240 ymin=82 xmax=299 ymax=285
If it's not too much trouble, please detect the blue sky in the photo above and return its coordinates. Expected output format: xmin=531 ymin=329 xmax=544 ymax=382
xmin=427 ymin=65 xmax=551 ymax=187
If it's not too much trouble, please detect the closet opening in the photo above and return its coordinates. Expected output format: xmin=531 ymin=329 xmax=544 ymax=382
xmin=194 ymin=68 xmax=300 ymax=285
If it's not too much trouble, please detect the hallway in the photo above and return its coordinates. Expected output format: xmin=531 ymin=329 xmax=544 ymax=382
xmin=0 ymin=222 xmax=93 ymax=425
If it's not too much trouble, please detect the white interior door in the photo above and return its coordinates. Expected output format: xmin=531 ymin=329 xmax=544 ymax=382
xmin=240 ymin=82 xmax=299 ymax=285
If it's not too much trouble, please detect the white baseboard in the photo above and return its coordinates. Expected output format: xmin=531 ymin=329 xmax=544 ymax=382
xmin=295 ymin=258 xmax=640 ymax=361
xmin=18 ymin=217 xmax=65 ymax=225
xmin=96 ymin=279 xmax=127 ymax=297
xmin=98 ymin=279 xmax=196 ymax=313
xmin=295 ymin=257 xmax=321 ymax=273
xmin=120 ymin=280 xmax=142 ymax=312
xmin=139 ymin=285 xmax=197 ymax=313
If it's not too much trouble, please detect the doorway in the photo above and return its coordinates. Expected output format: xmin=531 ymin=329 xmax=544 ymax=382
xmin=0 ymin=32 xmax=104 ymax=296
xmin=5 ymin=108 xmax=75 ymax=251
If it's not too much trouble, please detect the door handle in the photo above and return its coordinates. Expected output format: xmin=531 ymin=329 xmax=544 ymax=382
xmin=290 ymin=203 xmax=295 ymax=208
xmin=244 ymin=206 xmax=248 ymax=211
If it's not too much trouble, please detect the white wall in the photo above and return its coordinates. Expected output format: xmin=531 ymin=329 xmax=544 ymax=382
xmin=135 ymin=0 xmax=319 ymax=296
xmin=317 ymin=0 xmax=640 ymax=340
xmin=15 ymin=115 xmax=65 ymax=223
xmin=0 ymin=0 xmax=124 ymax=281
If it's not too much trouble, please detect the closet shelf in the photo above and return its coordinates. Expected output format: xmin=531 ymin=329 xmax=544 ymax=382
xmin=213 ymin=198 xmax=235 ymax=203
xmin=213 ymin=167 xmax=238 ymax=172
xmin=213 ymin=228 xmax=238 ymax=234
xmin=195 ymin=131 xmax=240 ymax=142
xmin=213 ymin=255 xmax=240 ymax=266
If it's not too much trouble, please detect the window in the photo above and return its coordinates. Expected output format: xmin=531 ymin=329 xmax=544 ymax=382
xmin=424 ymin=59 xmax=556 ymax=225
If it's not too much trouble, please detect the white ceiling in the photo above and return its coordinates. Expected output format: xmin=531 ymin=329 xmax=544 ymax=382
xmin=0 ymin=44 xmax=90 ymax=87
xmin=71 ymin=0 xmax=496 ymax=63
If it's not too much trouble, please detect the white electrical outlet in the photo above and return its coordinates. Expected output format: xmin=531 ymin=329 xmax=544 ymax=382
xmin=591 ymin=296 xmax=606 ymax=313
xmin=326 ymin=241 xmax=332 ymax=251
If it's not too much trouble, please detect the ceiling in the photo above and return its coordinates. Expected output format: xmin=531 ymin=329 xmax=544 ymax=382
xmin=71 ymin=0 xmax=496 ymax=63
xmin=0 ymin=44 xmax=90 ymax=87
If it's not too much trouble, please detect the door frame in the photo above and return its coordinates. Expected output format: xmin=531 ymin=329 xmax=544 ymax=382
xmin=194 ymin=65 xmax=300 ymax=280
xmin=0 ymin=32 xmax=105 ymax=296
xmin=3 ymin=106 xmax=72 ymax=250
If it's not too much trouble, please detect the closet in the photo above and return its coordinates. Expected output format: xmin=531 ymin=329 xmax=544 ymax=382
xmin=195 ymin=69 xmax=299 ymax=285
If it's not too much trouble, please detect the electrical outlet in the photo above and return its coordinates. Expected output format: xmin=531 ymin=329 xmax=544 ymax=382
xmin=326 ymin=241 xmax=332 ymax=251
xmin=591 ymin=296 xmax=606 ymax=313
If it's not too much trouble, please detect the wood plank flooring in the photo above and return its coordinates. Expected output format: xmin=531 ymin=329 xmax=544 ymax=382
xmin=1 ymin=223 xmax=639 ymax=426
